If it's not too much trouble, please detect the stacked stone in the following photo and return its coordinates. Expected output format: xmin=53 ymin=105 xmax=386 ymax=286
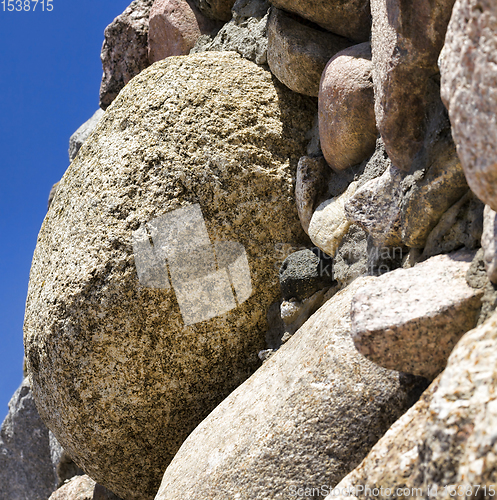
xmin=5 ymin=0 xmax=497 ymax=499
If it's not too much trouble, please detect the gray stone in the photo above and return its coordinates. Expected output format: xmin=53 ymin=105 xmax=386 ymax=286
xmin=351 ymin=249 xmax=483 ymax=379
xmin=482 ymin=205 xmax=497 ymax=284
xmin=99 ymin=0 xmax=153 ymax=110
xmin=47 ymin=182 xmax=60 ymax=210
xmin=440 ymin=0 xmax=497 ymax=212
xmin=371 ymin=0 xmax=456 ymax=171
xmin=400 ymin=98 xmax=469 ymax=249
xmin=49 ymin=432 xmax=84 ymax=487
xmin=267 ymin=8 xmax=352 ymax=97
xmin=0 ymin=378 xmax=57 ymax=500
xmin=466 ymin=249 xmax=497 ymax=326
xmin=319 ymin=42 xmax=377 ymax=170
xmin=421 ymin=190 xmax=484 ymax=260
xmin=295 ymin=156 xmax=329 ymax=234
xmin=191 ymin=0 xmax=269 ymax=64
xmin=268 ymin=0 xmax=371 ymax=42
xmin=154 ymin=278 xmax=427 ymax=500
xmin=279 ymin=248 xmax=334 ymax=301
xmin=192 ymin=0 xmax=235 ymax=21
xmin=148 ymin=0 xmax=222 ymax=63
xmin=24 ymin=52 xmax=315 ymax=500
xmin=69 ymin=110 xmax=105 ymax=163
xmin=345 ymin=163 xmax=403 ymax=248
xmin=325 ymin=310 xmax=497 ymax=500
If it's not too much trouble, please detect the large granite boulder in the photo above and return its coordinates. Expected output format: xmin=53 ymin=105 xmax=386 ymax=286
xmin=99 ymin=0 xmax=154 ymax=110
xmin=154 ymin=278 xmax=427 ymax=500
xmin=191 ymin=0 xmax=235 ymax=21
xmin=440 ymin=0 xmax=497 ymax=212
xmin=318 ymin=42 xmax=377 ymax=171
xmin=268 ymin=0 xmax=371 ymax=42
xmin=267 ymin=8 xmax=352 ymax=97
xmin=371 ymin=0 xmax=456 ymax=171
xmin=325 ymin=310 xmax=497 ymax=500
xmin=24 ymin=52 xmax=315 ymax=500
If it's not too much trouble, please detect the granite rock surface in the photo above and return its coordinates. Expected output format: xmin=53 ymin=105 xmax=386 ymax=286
xmin=24 ymin=52 xmax=315 ymax=500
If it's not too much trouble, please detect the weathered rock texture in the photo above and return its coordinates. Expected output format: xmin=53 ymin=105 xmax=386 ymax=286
xmin=319 ymin=42 xmax=377 ymax=171
xmin=440 ymin=0 xmax=497 ymax=212
xmin=24 ymin=52 xmax=315 ymax=500
xmin=482 ymin=205 xmax=497 ymax=284
xmin=99 ymin=0 xmax=154 ymax=110
xmin=295 ymin=156 xmax=329 ymax=234
xmin=69 ymin=110 xmax=105 ymax=163
xmin=371 ymin=0 xmax=456 ymax=171
xmin=191 ymin=0 xmax=269 ymax=65
xmin=267 ymin=8 xmax=352 ymax=97
xmin=48 ymin=475 xmax=95 ymax=500
xmin=154 ymin=278 xmax=427 ymax=500
xmin=0 ymin=378 xmax=57 ymax=500
xmin=192 ymin=0 xmax=235 ymax=21
xmin=399 ymin=99 xmax=468 ymax=249
xmin=325 ymin=310 xmax=497 ymax=500
xmin=279 ymin=248 xmax=334 ymax=301
xmin=345 ymin=164 xmax=403 ymax=247
xmin=148 ymin=0 xmax=221 ymax=62
xmin=308 ymin=181 xmax=358 ymax=258
xmin=351 ymin=249 xmax=483 ymax=379
xmin=421 ymin=191 xmax=484 ymax=260
xmin=269 ymin=0 xmax=371 ymax=42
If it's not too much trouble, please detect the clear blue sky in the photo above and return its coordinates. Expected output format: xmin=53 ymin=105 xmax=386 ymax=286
xmin=0 ymin=1 xmax=132 ymax=423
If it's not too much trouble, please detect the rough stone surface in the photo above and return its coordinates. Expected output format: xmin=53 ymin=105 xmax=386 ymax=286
xmin=295 ymin=156 xmax=329 ymax=234
xmin=351 ymin=249 xmax=483 ymax=379
xmin=191 ymin=0 xmax=269 ymax=65
xmin=482 ymin=205 xmax=497 ymax=285
xmin=400 ymin=100 xmax=468 ymax=249
xmin=155 ymin=278 xmax=427 ymax=500
xmin=192 ymin=0 xmax=235 ymax=21
xmin=148 ymin=0 xmax=222 ymax=63
xmin=308 ymin=181 xmax=358 ymax=257
xmin=267 ymin=8 xmax=352 ymax=97
xmin=69 ymin=110 xmax=105 ymax=163
xmin=345 ymin=163 xmax=403 ymax=247
xmin=279 ymin=248 xmax=334 ymax=301
xmin=269 ymin=0 xmax=371 ymax=42
xmin=371 ymin=0 xmax=456 ymax=171
xmin=319 ymin=42 xmax=377 ymax=170
xmin=24 ymin=52 xmax=315 ymax=500
xmin=48 ymin=475 xmax=95 ymax=500
xmin=99 ymin=0 xmax=153 ymax=110
xmin=325 ymin=310 xmax=497 ymax=500
xmin=421 ymin=191 xmax=484 ymax=260
xmin=93 ymin=484 xmax=123 ymax=500
xmin=440 ymin=0 xmax=497 ymax=212
xmin=0 ymin=378 xmax=58 ymax=500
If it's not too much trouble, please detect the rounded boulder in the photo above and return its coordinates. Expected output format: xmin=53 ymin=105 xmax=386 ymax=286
xmin=23 ymin=52 xmax=315 ymax=500
xmin=319 ymin=42 xmax=377 ymax=171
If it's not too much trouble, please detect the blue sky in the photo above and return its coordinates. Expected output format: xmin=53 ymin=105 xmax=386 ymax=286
xmin=0 ymin=1 xmax=132 ymax=422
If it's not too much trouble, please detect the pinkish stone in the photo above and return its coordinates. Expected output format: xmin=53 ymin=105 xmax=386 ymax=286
xmin=319 ymin=42 xmax=377 ymax=171
xmin=148 ymin=0 xmax=222 ymax=62
xmin=351 ymin=249 xmax=483 ymax=379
